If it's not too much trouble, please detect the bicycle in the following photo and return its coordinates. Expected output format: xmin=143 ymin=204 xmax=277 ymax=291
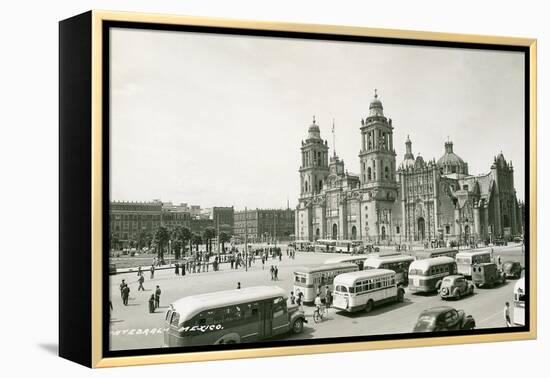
xmin=313 ymin=305 xmax=326 ymax=323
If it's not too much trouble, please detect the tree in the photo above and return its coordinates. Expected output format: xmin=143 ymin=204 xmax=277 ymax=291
xmin=137 ymin=230 xmax=152 ymax=251
xmin=154 ymin=226 xmax=170 ymax=262
xmin=218 ymin=231 xmax=231 ymax=253
xmin=202 ymin=227 xmax=216 ymax=253
xmin=191 ymin=233 xmax=203 ymax=253
xmin=171 ymin=226 xmax=192 ymax=259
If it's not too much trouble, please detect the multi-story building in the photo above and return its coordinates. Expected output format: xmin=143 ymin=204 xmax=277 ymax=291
xmin=296 ymin=90 xmax=523 ymax=245
xmin=234 ymin=208 xmax=295 ymax=242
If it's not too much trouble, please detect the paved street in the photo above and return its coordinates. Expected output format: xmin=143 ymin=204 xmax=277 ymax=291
xmin=109 ymin=244 xmax=525 ymax=351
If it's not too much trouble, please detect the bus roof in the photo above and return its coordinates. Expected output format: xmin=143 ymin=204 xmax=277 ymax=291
xmin=324 ymin=256 xmax=364 ymax=264
xmin=409 ymin=256 xmax=455 ymax=271
xmin=415 ymin=248 xmax=457 ymax=257
xmin=294 ymin=262 xmax=357 ymax=274
xmin=365 ymin=254 xmax=415 ymax=267
xmin=334 ymin=269 xmax=395 ymax=286
xmin=514 ymin=277 xmax=525 ymax=293
xmin=170 ymin=286 xmax=286 ymax=322
xmin=455 ymin=250 xmax=491 ymax=257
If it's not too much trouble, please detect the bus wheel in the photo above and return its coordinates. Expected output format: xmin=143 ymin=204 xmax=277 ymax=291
xmin=292 ymin=318 xmax=304 ymax=334
xmin=365 ymin=300 xmax=374 ymax=313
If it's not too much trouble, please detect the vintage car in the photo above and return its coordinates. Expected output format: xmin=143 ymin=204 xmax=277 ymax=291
xmin=493 ymin=238 xmax=507 ymax=246
xmin=439 ymin=275 xmax=475 ymax=300
xmin=413 ymin=306 xmax=476 ymax=332
xmin=502 ymin=261 xmax=523 ymax=279
xmin=472 ymin=263 xmax=506 ymax=287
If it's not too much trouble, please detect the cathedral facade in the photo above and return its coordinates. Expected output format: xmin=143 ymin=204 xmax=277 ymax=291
xmin=295 ymin=91 xmax=523 ymax=245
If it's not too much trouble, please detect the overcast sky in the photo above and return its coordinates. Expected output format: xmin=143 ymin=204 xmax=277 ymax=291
xmin=110 ymin=28 xmax=525 ymax=210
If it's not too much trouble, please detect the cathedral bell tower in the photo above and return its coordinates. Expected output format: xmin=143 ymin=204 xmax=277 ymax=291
xmin=358 ymin=90 xmax=398 ymax=243
xmin=299 ymin=116 xmax=329 ymax=198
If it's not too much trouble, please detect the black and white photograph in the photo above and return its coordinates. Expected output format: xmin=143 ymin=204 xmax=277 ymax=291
xmin=106 ymin=25 xmax=529 ymax=353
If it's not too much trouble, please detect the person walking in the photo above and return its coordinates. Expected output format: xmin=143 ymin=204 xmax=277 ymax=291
xmin=148 ymin=294 xmax=155 ymax=313
xmin=296 ymin=290 xmax=304 ymax=311
xmin=119 ymin=279 xmax=127 ymax=299
xmin=122 ymin=284 xmax=130 ymax=306
xmin=274 ymin=266 xmax=279 ymax=281
xmin=181 ymin=261 xmax=186 ymax=276
xmin=138 ymin=274 xmax=145 ymax=291
xmin=154 ymin=285 xmax=161 ymax=309
xmin=270 ymin=265 xmax=274 ymax=281
xmin=237 ymin=282 xmax=241 ymax=290
xmin=504 ymin=302 xmax=512 ymax=327
xmin=290 ymin=291 xmax=296 ymax=305
xmin=150 ymin=265 xmax=155 ymax=279
xmin=262 ymin=255 xmax=265 ymax=270
xmin=175 ymin=262 xmax=180 ymax=276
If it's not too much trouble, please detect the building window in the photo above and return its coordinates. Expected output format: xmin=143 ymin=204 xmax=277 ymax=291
xmin=396 ymin=226 xmax=400 ymax=234
xmin=385 ymin=166 xmax=389 ymax=179
xmin=445 ymin=225 xmax=450 ymax=234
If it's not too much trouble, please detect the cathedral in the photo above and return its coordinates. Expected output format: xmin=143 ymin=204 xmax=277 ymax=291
xmin=295 ymin=90 xmax=523 ymax=246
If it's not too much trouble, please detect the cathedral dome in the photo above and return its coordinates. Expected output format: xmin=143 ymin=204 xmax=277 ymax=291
xmin=307 ymin=116 xmax=321 ymax=139
xmin=368 ymin=89 xmax=384 ymax=117
xmin=437 ymin=141 xmax=468 ymax=175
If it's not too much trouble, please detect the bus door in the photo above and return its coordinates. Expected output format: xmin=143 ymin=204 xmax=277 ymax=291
xmin=271 ymin=297 xmax=289 ymax=336
xmin=261 ymin=300 xmax=273 ymax=338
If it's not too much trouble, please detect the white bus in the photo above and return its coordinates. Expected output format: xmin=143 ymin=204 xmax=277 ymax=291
xmin=314 ymin=239 xmax=336 ymax=253
xmin=408 ymin=256 xmax=457 ymax=293
xmin=513 ymin=277 xmax=525 ymax=326
xmin=334 ymin=240 xmax=363 ymax=253
xmin=364 ymin=254 xmax=415 ymax=286
xmin=455 ymin=250 xmax=491 ymax=277
xmin=293 ymin=263 xmax=358 ymax=303
xmin=332 ymin=269 xmax=405 ymax=313
xmin=163 ymin=286 xmax=307 ymax=347
xmin=324 ymin=256 xmax=366 ymax=270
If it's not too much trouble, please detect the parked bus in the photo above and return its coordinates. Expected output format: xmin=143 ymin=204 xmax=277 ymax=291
xmin=334 ymin=240 xmax=363 ymax=253
xmin=414 ymin=247 xmax=458 ymax=260
xmin=513 ymin=277 xmax=525 ymax=326
xmin=314 ymin=239 xmax=336 ymax=253
xmin=163 ymin=286 xmax=307 ymax=347
xmin=293 ymin=263 xmax=358 ymax=303
xmin=408 ymin=256 xmax=457 ymax=293
xmin=455 ymin=250 xmax=491 ymax=277
xmin=332 ymin=269 xmax=405 ymax=313
xmin=324 ymin=256 xmax=366 ymax=270
xmin=364 ymin=254 xmax=415 ymax=286
xmin=294 ymin=240 xmax=314 ymax=252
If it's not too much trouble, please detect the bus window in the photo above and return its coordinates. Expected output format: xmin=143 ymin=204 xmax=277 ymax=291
xmin=273 ymin=297 xmax=286 ymax=319
xmin=170 ymin=312 xmax=180 ymax=326
xmin=335 ymin=285 xmax=347 ymax=293
xmin=165 ymin=310 xmax=172 ymax=321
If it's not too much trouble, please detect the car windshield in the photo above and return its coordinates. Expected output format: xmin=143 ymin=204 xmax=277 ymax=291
xmin=415 ymin=315 xmax=435 ymax=330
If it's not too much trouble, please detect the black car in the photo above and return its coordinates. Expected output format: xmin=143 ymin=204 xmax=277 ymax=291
xmin=413 ymin=306 xmax=476 ymax=332
xmin=502 ymin=261 xmax=523 ymax=279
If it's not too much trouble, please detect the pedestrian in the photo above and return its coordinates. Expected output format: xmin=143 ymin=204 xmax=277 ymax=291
xmin=155 ymin=285 xmax=161 ymax=309
xmin=325 ymin=286 xmax=332 ymax=309
xmin=274 ymin=266 xmax=279 ymax=281
xmin=137 ymin=265 xmax=142 ymax=277
xmin=138 ymin=274 xmax=145 ymax=291
xmin=119 ymin=279 xmax=127 ymax=299
xmin=296 ymin=290 xmax=304 ymax=311
xmin=290 ymin=291 xmax=296 ymax=305
xmin=175 ymin=262 xmax=180 ymax=276
xmin=230 ymin=256 xmax=234 ymax=270
xmin=270 ymin=265 xmax=274 ymax=281
xmin=237 ymin=282 xmax=241 ymax=289
xmin=148 ymin=294 xmax=155 ymax=313
xmin=497 ymin=255 xmax=502 ymax=266
xmin=262 ymin=256 xmax=265 ymax=270
xmin=122 ymin=284 xmax=130 ymax=306
xmin=504 ymin=302 xmax=512 ymax=327
xmin=181 ymin=262 xmax=186 ymax=276
xmin=150 ymin=265 xmax=155 ymax=279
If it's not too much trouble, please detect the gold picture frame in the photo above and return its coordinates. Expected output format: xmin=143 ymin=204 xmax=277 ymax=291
xmin=59 ymin=10 xmax=537 ymax=368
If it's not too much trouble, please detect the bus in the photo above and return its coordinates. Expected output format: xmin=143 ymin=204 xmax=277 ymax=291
xmin=163 ymin=286 xmax=307 ymax=347
xmin=324 ymin=256 xmax=366 ymax=270
xmin=314 ymin=239 xmax=336 ymax=253
xmin=294 ymin=240 xmax=314 ymax=252
xmin=364 ymin=254 xmax=415 ymax=286
xmin=455 ymin=250 xmax=491 ymax=277
xmin=513 ymin=277 xmax=525 ymax=326
xmin=414 ymin=247 xmax=458 ymax=260
xmin=293 ymin=263 xmax=359 ymax=303
xmin=408 ymin=256 xmax=457 ymax=293
xmin=332 ymin=269 xmax=405 ymax=313
xmin=334 ymin=240 xmax=363 ymax=253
